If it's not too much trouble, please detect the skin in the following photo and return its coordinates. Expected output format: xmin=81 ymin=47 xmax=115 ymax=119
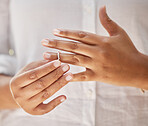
xmin=42 ymin=6 xmax=148 ymax=90
xmin=0 ymin=75 xmax=19 ymax=109
xmin=9 ymin=60 xmax=73 ymax=115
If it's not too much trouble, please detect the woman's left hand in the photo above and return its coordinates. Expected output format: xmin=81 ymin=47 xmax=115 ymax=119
xmin=41 ymin=6 xmax=148 ymax=89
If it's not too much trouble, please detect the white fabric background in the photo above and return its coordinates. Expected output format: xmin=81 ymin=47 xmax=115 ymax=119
xmin=0 ymin=0 xmax=148 ymax=126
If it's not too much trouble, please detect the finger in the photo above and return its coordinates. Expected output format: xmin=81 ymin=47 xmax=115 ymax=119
xmin=22 ymin=64 xmax=70 ymax=97
xmin=99 ymin=6 xmax=123 ymax=36
xmin=33 ymin=95 xmax=66 ymax=115
xmin=53 ymin=29 xmax=104 ymax=45
xmin=29 ymin=73 xmax=72 ymax=107
xmin=16 ymin=60 xmax=50 ymax=75
xmin=41 ymin=39 xmax=95 ymax=56
xmin=43 ymin=52 xmax=92 ymax=68
xmin=13 ymin=60 xmax=61 ymax=87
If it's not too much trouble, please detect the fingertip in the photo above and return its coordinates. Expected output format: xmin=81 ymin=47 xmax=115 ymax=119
xmin=100 ymin=5 xmax=106 ymax=11
xmin=60 ymin=95 xmax=67 ymax=102
xmin=99 ymin=5 xmax=107 ymax=18
xmin=53 ymin=60 xmax=61 ymax=67
xmin=65 ymin=72 xmax=73 ymax=81
xmin=43 ymin=52 xmax=51 ymax=59
xmin=41 ymin=38 xmax=49 ymax=46
xmin=53 ymin=29 xmax=61 ymax=36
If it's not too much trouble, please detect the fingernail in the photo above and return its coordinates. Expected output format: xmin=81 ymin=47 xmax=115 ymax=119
xmin=42 ymin=39 xmax=49 ymax=46
xmin=54 ymin=60 xmax=61 ymax=67
xmin=53 ymin=29 xmax=61 ymax=35
xmin=66 ymin=74 xmax=73 ymax=81
xmin=62 ymin=65 xmax=69 ymax=72
xmin=60 ymin=97 xmax=66 ymax=102
xmin=44 ymin=53 xmax=51 ymax=59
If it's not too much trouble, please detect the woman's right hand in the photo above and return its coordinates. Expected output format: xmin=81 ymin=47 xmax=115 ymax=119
xmin=10 ymin=60 xmax=73 ymax=115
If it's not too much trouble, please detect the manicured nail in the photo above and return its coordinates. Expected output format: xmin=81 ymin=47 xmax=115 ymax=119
xmin=53 ymin=29 xmax=61 ymax=35
xmin=54 ymin=60 xmax=61 ymax=67
xmin=66 ymin=74 xmax=73 ymax=81
xmin=62 ymin=65 xmax=69 ymax=72
xmin=60 ymin=97 xmax=66 ymax=102
xmin=42 ymin=39 xmax=49 ymax=46
xmin=44 ymin=53 xmax=51 ymax=59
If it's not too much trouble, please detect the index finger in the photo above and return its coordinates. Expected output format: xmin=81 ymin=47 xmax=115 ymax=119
xmin=53 ymin=29 xmax=104 ymax=45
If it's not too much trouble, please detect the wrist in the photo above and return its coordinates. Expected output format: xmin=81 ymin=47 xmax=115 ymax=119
xmin=0 ymin=75 xmax=19 ymax=109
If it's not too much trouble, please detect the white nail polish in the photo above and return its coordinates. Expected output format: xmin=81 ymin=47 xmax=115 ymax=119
xmin=62 ymin=65 xmax=69 ymax=72
xmin=54 ymin=60 xmax=61 ymax=67
xmin=42 ymin=39 xmax=49 ymax=46
xmin=60 ymin=97 xmax=66 ymax=102
xmin=66 ymin=75 xmax=73 ymax=81
xmin=44 ymin=53 xmax=51 ymax=59
xmin=53 ymin=29 xmax=61 ymax=35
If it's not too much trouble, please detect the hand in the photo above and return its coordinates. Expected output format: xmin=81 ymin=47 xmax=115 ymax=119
xmin=10 ymin=60 xmax=73 ymax=115
xmin=42 ymin=6 xmax=148 ymax=89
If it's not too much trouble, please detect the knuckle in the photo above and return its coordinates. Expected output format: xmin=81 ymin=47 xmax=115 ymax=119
xmin=105 ymin=13 xmax=112 ymax=24
xmin=69 ymin=42 xmax=78 ymax=50
xmin=64 ymin=30 xmax=69 ymax=36
xmin=61 ymin=30 xmax=68 ymax=36
xmin=81 ymin=75 xmax=87 ymax=81
xmin=106 ymin=16 xmax=112 ymax=24
xmin=28 ymin=71 xmax=38 ymax=80
xmin=51 ymin=39 xmax=58 ymax=48
xmin=80 ymin=73 xmax=88 ymax=81
xmin=72 ymin=55 xmax=89 ymax=65
xmin=42 ymin=89 xmax=50 ymax=99
xmin=72 ymin=55 xmax=80 ymax=64
xmin=77 ymin=31 xmax=87 ymax=38
xmin=80 ymin=56 xmax=88 ymax=64
xmin=35 ymin=79 xmax=46 ymax=89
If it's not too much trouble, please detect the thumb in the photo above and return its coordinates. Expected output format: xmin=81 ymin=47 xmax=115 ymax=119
xmin=99 ymin=6 xmax=123 ymax=36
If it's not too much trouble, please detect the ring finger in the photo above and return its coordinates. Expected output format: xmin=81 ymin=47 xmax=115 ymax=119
xmin=43 ymin=52 xmax=93 ymax=68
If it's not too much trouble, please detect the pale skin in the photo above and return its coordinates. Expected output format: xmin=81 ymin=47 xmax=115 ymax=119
xmin=42 ymin=6 xmax=148 ymax=90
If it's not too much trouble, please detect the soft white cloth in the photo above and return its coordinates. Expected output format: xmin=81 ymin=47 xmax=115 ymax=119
xmin=0 ymin=0 xmax=148 ymax=126
xmin=0 ymin=0 xmax=16 ymax=76
xmin=0 ymin=55 xmax=16 ymax=76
